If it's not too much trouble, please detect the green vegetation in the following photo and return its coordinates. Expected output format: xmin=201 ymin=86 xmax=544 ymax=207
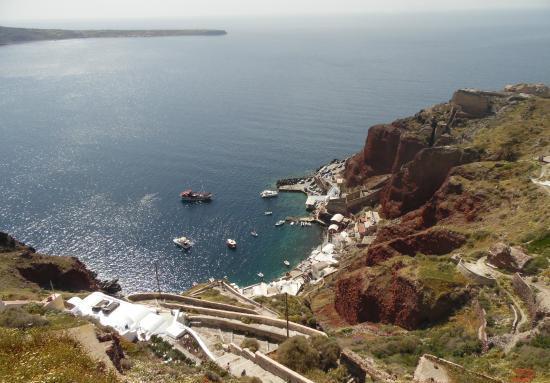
xmin=254 ymin=294 xmax=317 ymax=327
xmin=240 ymin=338 xmax=259 ymax=352
xmin=195 ymin=287 xmax=254 ymax=310
xmin=0 ymin=328 xmax=119 ymax=382
xmin=276 ymin=335 xmax=346 ymax=382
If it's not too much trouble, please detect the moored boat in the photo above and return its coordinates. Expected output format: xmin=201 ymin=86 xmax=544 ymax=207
xmin=180 ymin=189 xmax=213 ymax=202
xmin=173 ymin=236 xmax=192 ymax=249
xmin=226 ymin=239 xmax=237 ymax=249
xmin=283 ymin=260 xmax=290 ymax=267
xmin=260 ymin=190 xmax=278 ymax=198
xmin=275 ymin=220 xmax=285 ymax=227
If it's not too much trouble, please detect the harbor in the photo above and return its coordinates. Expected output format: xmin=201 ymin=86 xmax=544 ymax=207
xmin=230 ymin=157 xmax=385 ymax=299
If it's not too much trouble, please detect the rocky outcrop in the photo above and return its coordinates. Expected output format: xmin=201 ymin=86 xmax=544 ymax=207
xmin=380 ymin=147 xmax=479 ymax=218
xmin=504 ymin=83 xmax=550 ymax=97
xmin=334 ymin=264 xmax=469 ymax=330
xmin=345 ymin=124 xmax=404 ymax=187
xmin=97 ymin=331 xmax=126 ymax=372
xmin=1 ymin=231 xmax=116 ymax=293
xmin=17 ymin=257 xmax=101 ymax=292
xmin=488 ymin=243 xmax=533 ymax=272
xmin=365 ymin=228 xmax=466 ymax=266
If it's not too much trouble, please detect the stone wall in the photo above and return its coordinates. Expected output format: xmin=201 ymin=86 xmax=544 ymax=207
xmin=340 ymin=349 xmax=395 ymax=383
xmin=127 ymin=292 xmax=258 ymax=314
xmin=190 ymin=315 xmax=288 ymax=343
xmin=162 ymin=302 xmax=326 ymax=337
xmin=511 ymin=273 xmax=540 ymax=325
xmin=229 ymin=343 xmax=315 ymax=383
xmin=456 ymin=260 xmax=496 ymax=286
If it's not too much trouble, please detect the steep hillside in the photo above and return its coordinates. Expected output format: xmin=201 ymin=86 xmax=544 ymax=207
xmin=312 ymin=84 xmax=550 ymax=382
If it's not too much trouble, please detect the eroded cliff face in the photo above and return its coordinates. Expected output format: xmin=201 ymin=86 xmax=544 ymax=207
xmin=0 ymin=232 xmax=102 ymax=296
xmin=334 ymin=261 xmax=469 ymax=330
xmin=328 ymin=85 xmax=550 ymax=330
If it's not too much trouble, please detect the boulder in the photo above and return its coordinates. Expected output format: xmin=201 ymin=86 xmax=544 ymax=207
xmin=488 ymin=242 xmax=532 ymax=272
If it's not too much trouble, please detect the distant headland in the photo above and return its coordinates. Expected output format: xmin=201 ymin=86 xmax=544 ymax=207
xmin=0 ymin=25 xmax=227 ymax=45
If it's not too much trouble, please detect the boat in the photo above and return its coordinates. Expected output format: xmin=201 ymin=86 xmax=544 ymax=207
xmin=260 ymin=190 xmax=278 ymax=198
xmin=283 ymin=260 xmax=290 ymax=267
xmin=173 ymin=236 xmax=192 ymax=249
xmin=226 ymin=239 xmax=237 ymax=249
xmin=180 ymin=189 xmax=213 ymax=202
xmin=257 ymin=272 xmax=264 ymax=278
xmin=251 ymin=230 xmax=258 ymax=237
xmin=264 ymin=211 xmax=273 ymax=215
xmin=275 ymin=220 xmax=285 ymax=227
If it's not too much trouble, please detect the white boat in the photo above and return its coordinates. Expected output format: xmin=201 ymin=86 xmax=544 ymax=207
xmin=173 ymin=236 xmax=192 ymax=249
xmin=275 ymin=220 xmax=285 ymax=227
xmin=264 ymin=211 xmax=273 ymax=215
xmin=260 ymin=190 xmax=278 ymax=198
xmin=283 ymin=260 xmax=290 ymax=267
xmin=257 ymin=272 xmax=264 ymax=278
xmin=226 ymin=239 xmax=237 ymax=249
xmin=251 ymin=230 xmax=258 ymax=237
xmin=290 ymin=222 xmax=295 ymax=226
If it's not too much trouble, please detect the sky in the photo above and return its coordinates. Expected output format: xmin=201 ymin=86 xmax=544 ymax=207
xmin=1 ymin=0 xmax=549 ymax=22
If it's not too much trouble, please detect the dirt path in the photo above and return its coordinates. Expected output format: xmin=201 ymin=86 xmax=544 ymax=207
xmin=65 ymin=324 xmax=118 ymax=372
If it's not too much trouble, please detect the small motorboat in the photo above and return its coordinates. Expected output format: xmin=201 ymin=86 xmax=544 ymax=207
xmin=283 ymin=260 xmax=290 ymax=267
xmin=226 ymin=239 xmax=237 ymax=249
xmin=251 ymin=230 xmax=259 ymax=237
xmin=290 ymin=222 xmax=295 ymax=226
xmin=264 ymin=211 xmax=273 ymax=215
xmin=173 ymin=236 xmax=192 ymax=249
xmin=257 ymin=272 xmax=264 ymax=278
xmin=275 ymin=220 xmax=285 ymax=227
xmin=260 ymin=190 xmax=278 ymax=198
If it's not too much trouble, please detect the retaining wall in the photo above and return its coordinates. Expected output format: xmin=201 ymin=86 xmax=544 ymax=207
xmin=229 ymin=343 xmax=315 ymax=383
xmin=456 ymin=260 xmax=495 ymax=286
xmin=511 ymin=273 xmax=540 ymax=324
xmin=340 ymin=349 xmax=394 ymax=383
xmin=126 ymin=292 xmax=258 ymax=315
xmin=189 ymin=315 xmax=288 ymax=343
xmin=218 ymin=281 xmax=278 ymax=315
xmin=161 ymin=302 xmax=326 ymax=337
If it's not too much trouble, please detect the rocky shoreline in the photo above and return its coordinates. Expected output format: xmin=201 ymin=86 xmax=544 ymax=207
xmin=0 ymin=231 xmax=121 ymax=297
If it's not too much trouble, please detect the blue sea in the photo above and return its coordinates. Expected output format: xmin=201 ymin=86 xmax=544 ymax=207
xmin=1 ymin=10 xmax=549 ymax=292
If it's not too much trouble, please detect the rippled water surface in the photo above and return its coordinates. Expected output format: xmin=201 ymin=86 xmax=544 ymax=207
xmin=1 ymin=11 xmax=550 ymax=292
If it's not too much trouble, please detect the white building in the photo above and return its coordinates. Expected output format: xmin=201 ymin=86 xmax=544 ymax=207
xmin=68 ymin=292 xmax=186 ymax=341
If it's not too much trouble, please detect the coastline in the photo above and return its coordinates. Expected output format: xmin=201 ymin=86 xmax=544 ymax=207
xmin=235 ymin=158 xmax=358 ymax=299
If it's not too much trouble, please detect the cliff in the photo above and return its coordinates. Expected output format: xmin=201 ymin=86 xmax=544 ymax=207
xmin=0 ymin=232 xmax=118 ymax=299
xmin=315 ymin=84 xmax=550 ymax=331
xmin=0 ymin=25 xmax=227 ymax=45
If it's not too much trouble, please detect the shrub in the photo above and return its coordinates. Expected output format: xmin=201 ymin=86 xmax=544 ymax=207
xmin=240 ymin=338 xmax=259 ymax=353
xmin=523 ymin=256 xmax=549 ymax=275
xmin=310 ymin=335 xmax=341 ymax=371
xmin=0 ymin=307 xmax=49 ymax=329
xmin=277 ymin=336 xmax=319 ymax=373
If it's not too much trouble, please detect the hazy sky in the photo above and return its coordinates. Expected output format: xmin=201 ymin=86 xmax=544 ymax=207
xmin=1 ymin=0 xmax=548 ymax=21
